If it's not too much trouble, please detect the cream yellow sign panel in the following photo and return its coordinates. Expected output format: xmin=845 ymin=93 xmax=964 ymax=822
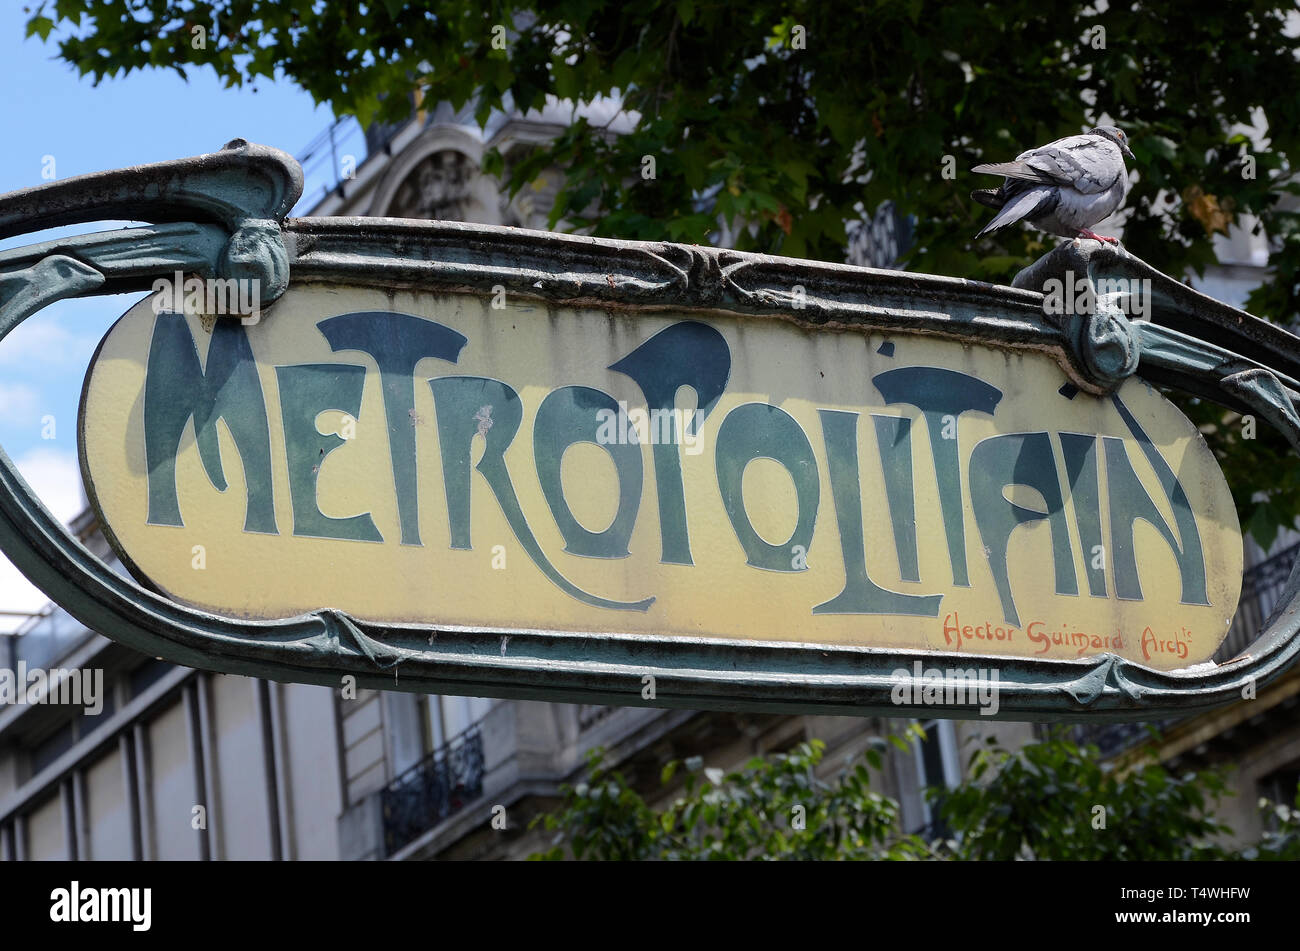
xmin=79 ymin=285 xmax=1243 ymax=670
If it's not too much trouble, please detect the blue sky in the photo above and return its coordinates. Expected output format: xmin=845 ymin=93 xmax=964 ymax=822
xmin=0 ymin=5 xmax=332 ymax=627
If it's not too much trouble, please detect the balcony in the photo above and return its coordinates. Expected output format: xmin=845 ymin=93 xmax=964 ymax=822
xmin=379 ymin=727 xmax=485 ymax=857
xmin=1215 ymin=541 xmax=1298 ymax=664
xmin=1075 ymin=542 xmax=1299 ymax=758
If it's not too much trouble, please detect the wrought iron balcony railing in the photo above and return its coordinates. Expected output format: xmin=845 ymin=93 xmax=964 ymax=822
xmin=1075 ymin=541 xmax=1299 ymax=758
xmin=1216 ymin=541 xmax=1299 ymax=664
xmin=380 ymin=727 xmax=485 ymax=857
xmin=1072 ymin=719 xmax=1173 ymax=760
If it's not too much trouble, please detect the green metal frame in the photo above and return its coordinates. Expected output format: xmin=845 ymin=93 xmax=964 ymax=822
xmin=0 ymin=140 xmax=1296 ymax=722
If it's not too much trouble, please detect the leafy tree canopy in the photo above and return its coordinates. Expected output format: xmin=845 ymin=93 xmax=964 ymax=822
xmin=531 ymin=731 xmax=1300 ymax=860
xmin=25 ymin=0 xmax=1300 ymax=544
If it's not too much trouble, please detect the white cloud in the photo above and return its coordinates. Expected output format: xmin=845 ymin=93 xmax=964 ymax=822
xmin=0 ymin=315 xmax=102 ymax=368
xmin=0 ymin=447 xmax=85 ymax=633
xmin=0 ymin=382 xmax=38 ymax=418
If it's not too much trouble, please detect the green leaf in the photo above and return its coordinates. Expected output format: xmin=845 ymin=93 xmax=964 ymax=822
xmin=1143 ymin=135 xmax=1178 ymax=163
xmin=26 ymin=15 xmax=55 ymax=41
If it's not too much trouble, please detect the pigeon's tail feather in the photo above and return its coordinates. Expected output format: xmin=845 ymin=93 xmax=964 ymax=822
xmin=971 ymin=161 xmax=1057 ymax=184
xmin=975 ymin=187 xmax=1054 ymax=238
xmin=970 ymin=188 xmax=1003 ymax=210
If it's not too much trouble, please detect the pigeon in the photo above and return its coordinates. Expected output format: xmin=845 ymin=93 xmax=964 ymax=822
xmin=971 ymin=127 xmax=1134 ymax=243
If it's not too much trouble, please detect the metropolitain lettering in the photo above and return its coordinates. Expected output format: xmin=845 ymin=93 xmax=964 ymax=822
xmin=140 ymin=312 xmax=1210 ymax=625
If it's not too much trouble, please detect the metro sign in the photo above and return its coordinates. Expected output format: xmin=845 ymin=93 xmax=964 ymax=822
xmin=82 ymin=290 xmax=1239 ymax=671
xmin=1 ymin=141 xmax=1297 ymax=719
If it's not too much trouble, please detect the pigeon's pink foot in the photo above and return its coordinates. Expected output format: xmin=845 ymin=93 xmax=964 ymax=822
xmin=1077 ymin=229 xmax=1120 ymax=244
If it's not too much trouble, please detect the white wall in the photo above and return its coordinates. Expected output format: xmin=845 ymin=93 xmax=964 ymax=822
xmin=84 ymin=746 xmax=131 ymax=859
xmin=209 ymin=674 xmax=273 ymax=859
xmin=145 ymin=700 xmax=199 ymax=860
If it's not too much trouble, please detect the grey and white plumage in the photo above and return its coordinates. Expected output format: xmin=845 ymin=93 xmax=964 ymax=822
xmin=971 ymin=126 xmax=1134 ymax=242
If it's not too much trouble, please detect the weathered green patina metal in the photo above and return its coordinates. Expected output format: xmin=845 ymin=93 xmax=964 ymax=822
xmin=0 ymin=140 xmax=1295 ymax=721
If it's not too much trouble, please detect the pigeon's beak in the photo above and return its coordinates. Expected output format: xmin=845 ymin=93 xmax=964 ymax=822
xmin=1121 ymin=142 xmax=1135 ymax=162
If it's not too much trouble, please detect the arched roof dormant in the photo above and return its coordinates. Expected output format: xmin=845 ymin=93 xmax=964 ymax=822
xmin=367 ymin=124 xmax=502 ymax=225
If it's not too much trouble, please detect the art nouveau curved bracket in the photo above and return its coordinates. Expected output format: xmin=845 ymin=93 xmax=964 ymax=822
xmin=0 ymin=141 xmax=1296 ymax=721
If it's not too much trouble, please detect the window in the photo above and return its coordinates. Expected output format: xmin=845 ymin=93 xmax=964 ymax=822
xmin=911 ymin=719 xmax=961 ymax=835
xmin=129 ymin=658 xmax=173 ymax=697
xmin=29 ymin=680 xmax=119 ymax=777
xmin=387 ymin=694 xmax=493 ymax=778
xmin=424 ymin=695 xmax=492 ymax=752
xmin=384 ymin=693 xmax=428 ymax=777
xmin=422 ymin=695 xmax=444 ymax=752
xmin=441 ymin=695 xmax=475 ymax=741
xmin=30 ymin=721 xmax=75 ymax=775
